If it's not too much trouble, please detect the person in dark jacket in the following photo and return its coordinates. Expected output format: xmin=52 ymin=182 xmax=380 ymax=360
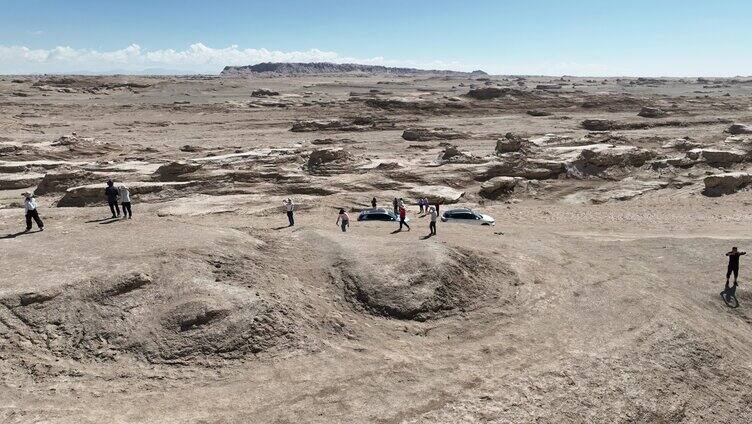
xmin=105 ymin=180 xmax=120 ymax=218
xmin=726 ymin=247 xmax=746 ymax=289
xmin=371 ymin=197 xmax=377 ymax=209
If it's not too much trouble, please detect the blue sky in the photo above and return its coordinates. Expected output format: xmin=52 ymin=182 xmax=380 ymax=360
xmin=1 ymin=0 xmax=750 ymax=76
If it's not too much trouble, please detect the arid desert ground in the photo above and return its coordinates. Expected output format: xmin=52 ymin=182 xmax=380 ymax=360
xmin=2 ymin=70 xmax=752 ymax=423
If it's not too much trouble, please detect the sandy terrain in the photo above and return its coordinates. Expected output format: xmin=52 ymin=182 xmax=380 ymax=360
xmin=2 ymin=72 xmax=752 ymax=423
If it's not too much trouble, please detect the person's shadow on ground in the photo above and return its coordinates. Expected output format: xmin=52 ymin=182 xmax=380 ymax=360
xmin=1 ymin=229 xmax=41 ymax=239
xmin=421 ymin=234 xmax=433 ymax=240
xmin=272 ymin=225 xmax=291 ymax=230
xmin=86 ymin=217 xmax=118 ymax=223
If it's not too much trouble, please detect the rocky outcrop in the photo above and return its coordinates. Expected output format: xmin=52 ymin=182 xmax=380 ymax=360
xmin=726 ymin=124 xmax=752 ymax=135
xmin=565 ymin=145 xmax=655 ymax=178
xmin=402 ymin=128 xmax=467 ymax=142
xmin=478 ymin=177 xmax=523 ymax=199
xmin=687 ymin=148 xmax=747 ymax=164
xmin=661 ymin=137 xmax=702 ymax=151
xmin=251 ymin=89 xmax=279 ymax=97
xmin=535 ymin=84 xmax=562 ymax=90
xmin=0 ymin=173 xmax=44 ymax=190
xmin=34 ymin=170 xmax=100 ymax=195
xmin=221 ymin=62 xmax=485 ymax=77
xmin=291 ymin=117 xmax=392 ymax=132
xmin=495 ymin=133 xmax=530 ymax=153
xmin=564 ymin=179 xmax=669 ymax=204
xmin=153 ymin=161 xmax=203 ymax=181
xmin=478 ymin=158 xmax=565 ymax=181
xmin=581 ymin=119 xmax=616 ymax=131
xmin=465 ymin=87 xmax=527 ymax=100
xmin=306 ymin=148 xmax=355 ymax=175
xmin=407 ymin=186 xmax=464 ymax=204
xmin=638 ymin=107 xmax=668 ymax=118
xmin=58 ymin=181 xmax=197 ymax=207
xmin=437 ymin=146 xmax=482 ymax=164
xmin=703 ymin=172 xmax=752 ymax=196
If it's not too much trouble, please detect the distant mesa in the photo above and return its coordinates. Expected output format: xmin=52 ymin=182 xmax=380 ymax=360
xmin=221 ymin=62 xmax=487 ymax=77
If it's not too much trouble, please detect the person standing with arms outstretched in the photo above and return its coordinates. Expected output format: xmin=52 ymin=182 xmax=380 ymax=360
xmin=283 ymin=198 xmax=295 ymax=227
xmin=428 ymin=206 xmax=437 ymax=236
xmin=22 ymin=192 xmax=44 ymax=232
xmin=119 ymin=184 xmax=133 ymax=219
xmin=398 ymin=205 xmax=410 ymax=231
xmin=336 ymin=208 xmax=350 ymax=232
xmin=105 ymin=180 xmax=120 ymax=218
xmin=726 ymin=247 xmax=746 ymax=289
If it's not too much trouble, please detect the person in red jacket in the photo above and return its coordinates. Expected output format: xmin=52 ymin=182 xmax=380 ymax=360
xmin=398 ymin=205 xmax=410 ymax=231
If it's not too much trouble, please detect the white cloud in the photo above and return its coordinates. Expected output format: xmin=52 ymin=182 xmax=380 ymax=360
xmin=27 ymin=30 xmax=45 ymax=36
xmin=0 ymin=43 xmax=471 ymax=75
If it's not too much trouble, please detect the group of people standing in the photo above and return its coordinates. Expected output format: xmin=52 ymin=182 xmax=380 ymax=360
xmin=105 ymin=180 xmax=133 ymax=219
xmin=16 ymin=180 xmax=133 ymax=234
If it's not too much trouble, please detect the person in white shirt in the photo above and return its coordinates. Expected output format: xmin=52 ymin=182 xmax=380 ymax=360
xmin=428 ymin=206 xmax=437 ymax=236
xmin=22 ymin=192 xmax=44 ymax=232
xmin=283 ymin=198 xmax=295 ymax=226
xmin=119 ymin=184 xmax=132 ymax=219
xmin=336 ymin=208 xmax=350 ymax=232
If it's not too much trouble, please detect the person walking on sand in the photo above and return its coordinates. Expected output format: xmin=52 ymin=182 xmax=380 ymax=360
xmin=725 ymin=247 xmax=746 ymax=289
xmin=22 ymin=192 xmax=44 ymax=232
xmin=428 ymin=206 xmax=437 ymax=236
xmin=336 ymin=208 xmax=350 ymax=232
xmin=283 ymin=198 xmax=295 ymax=227
xmin=392 ymin=197 xmax=398 ymax=215
xmin=119 ymin=184 xmax=132 ymax=219
xmin=371 ymin=197 xmax=377 ymax=209
xmin=105 ymin=180 xmax=120 ymax=218
xmin=398 ymin=205 xmax=410 ymax=231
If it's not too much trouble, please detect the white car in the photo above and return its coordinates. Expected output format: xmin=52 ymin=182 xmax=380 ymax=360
xmin=440 ymin=208 xmax=495 ymax=226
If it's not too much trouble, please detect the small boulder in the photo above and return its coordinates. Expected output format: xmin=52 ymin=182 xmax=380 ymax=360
xmin=526 ymin=110 xmax=552 ymax=117
xmin=703 ymin=172 xmax=752 ymax=196
xmin=495 ymin=133 xmax=529 ymax=154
